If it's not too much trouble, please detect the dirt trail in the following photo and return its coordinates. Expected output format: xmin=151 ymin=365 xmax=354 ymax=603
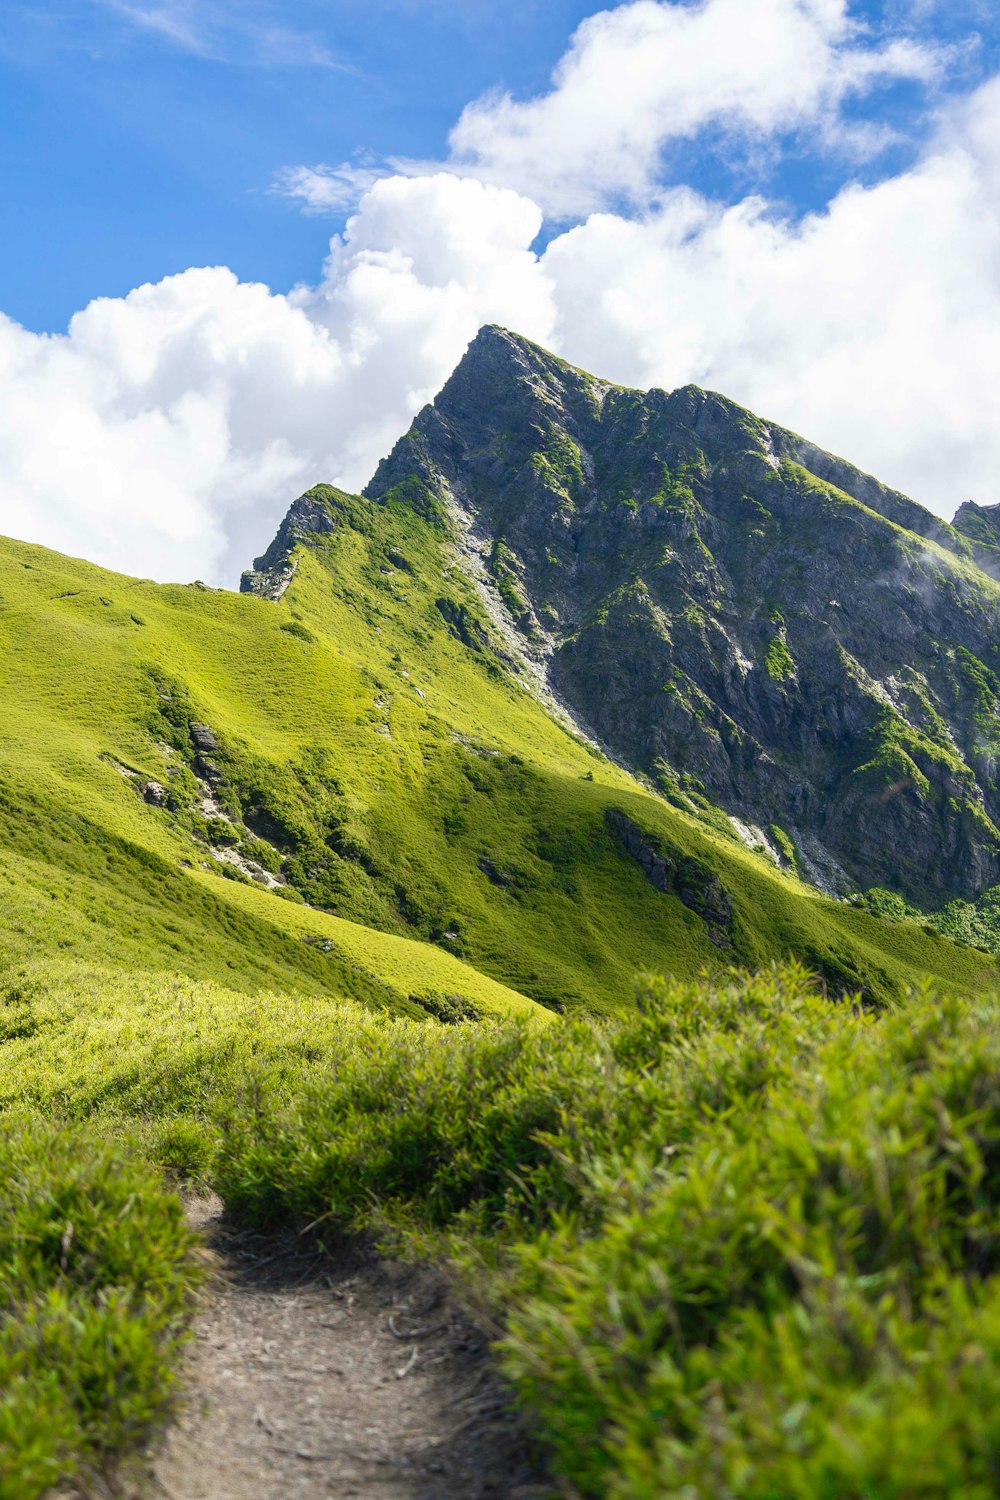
xmin=132 ymin=1197 xmax=549 ymax=1500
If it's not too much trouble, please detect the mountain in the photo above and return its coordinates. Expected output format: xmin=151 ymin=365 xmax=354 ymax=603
xmin=0 ymin=460 xmax=991 ymax=1020
xmin=366 ymin=324 xmax=1000 ymax=907
xmin=0 ymin=322 xmax=997 ymax=1026
xmin=8 ymin=327 xmax=1000 ymax=1495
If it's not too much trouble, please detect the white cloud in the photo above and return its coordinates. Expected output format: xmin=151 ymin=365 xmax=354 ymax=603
xmin=2 ymin=4 xmax=999 ymax=587
xmin=92 ymin=0 xmax=346 ymax=67
xmin=98 ymin=0 xmax=208 ymax=54
xmin=543 ymin=77 xmax=1000 ymax=512
xmin=447 ymin=0 xmax=943 ymax=215
xmin=271 ymin=162 xmax=388 ymax=214
xmin=277 ymin=0 xmax=944 ymax=218
xmin=0 ymin=178 xmax=553 ymax=584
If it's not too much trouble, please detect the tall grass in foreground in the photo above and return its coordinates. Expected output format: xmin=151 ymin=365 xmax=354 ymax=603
xmin=0 ymin=1118 xmax=198 ymax=1500
xmin=215 ymin=967 xmax=1000 ymax=1499
xmin=5 ymin=961 xmax=1000 ymax=1496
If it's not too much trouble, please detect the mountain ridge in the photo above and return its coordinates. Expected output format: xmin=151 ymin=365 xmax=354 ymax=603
xmin=351 ymin=324 xmax=1000 ymax=906
xmin=0 ymin=470 xmax=989 ymax=1019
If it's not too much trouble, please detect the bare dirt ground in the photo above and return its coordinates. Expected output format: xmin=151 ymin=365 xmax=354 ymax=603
xmin=124 ymin=1196 xmax=551 ymax=1500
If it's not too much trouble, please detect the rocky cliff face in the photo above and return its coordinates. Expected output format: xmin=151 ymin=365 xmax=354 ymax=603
xmin=364 ymin=326 xmax=1000 ymax=905
xmin=953 ymin=500 xmax=1000 ymax=580
xmin=240 ymin=492 xmax=337 ymax=599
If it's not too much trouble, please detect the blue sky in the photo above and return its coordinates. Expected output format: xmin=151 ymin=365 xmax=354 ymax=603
xmin=2 ymin=0 xmax=1000 ymax=584
xmin=1 ymin=1 xmax=602 ymax=330
xmin=2 ymin=0 xmax=997 ymax=333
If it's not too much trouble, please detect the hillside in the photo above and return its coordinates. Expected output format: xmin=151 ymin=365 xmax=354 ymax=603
xmin=6 ymin=329 xmax=1000 ymax=1498
xmin=369 ymin=325 xmax=1000 ymax=908
xmin=0 ymin=482 xmax=991 ymax=1018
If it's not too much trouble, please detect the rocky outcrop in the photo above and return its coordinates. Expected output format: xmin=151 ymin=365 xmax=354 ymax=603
xmin=240 ymin=490 xmax=337 ymax=598
xmin=606 ymin=808 xmax=733 ymax=947
xmin=365 ymin=326 xmax=1000 ymax=905
xmin=189 ymin=723 xmax=218 ymax=753
xmin=952 ymin=501 xmax=1000 ymax=581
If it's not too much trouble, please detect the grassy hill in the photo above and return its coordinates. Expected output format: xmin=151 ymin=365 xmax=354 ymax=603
xmin=3 ymin=479 xmax=1000 ymax=1496
xmin=0 ymin=492 xmax=994 ymax=1020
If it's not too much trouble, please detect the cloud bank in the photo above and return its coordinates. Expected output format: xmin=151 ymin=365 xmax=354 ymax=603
xmin=2 ymin=0 xmax=999 ymax=584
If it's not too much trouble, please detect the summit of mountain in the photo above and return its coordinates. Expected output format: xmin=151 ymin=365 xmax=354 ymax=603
xmin=359 ymin=325 xmax=1000 ymax=906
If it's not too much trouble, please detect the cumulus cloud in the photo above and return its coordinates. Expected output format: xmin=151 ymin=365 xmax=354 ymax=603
xmin=448 ymin=0 xmax=942 ymax=215
xmin=1 ymin=2 xmax=999 ymax=586
xmin=277 ymin=0 xmax=944 ymax=218
xmin=0 ymin=177 xmax=552 ymax=583
xmin=544 ymin=78 xmax=1000 ymax=511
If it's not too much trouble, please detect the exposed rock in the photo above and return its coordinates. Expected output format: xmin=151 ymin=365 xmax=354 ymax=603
xmin=199 ymin=789 xmax=233 ymax=821
xmin=606 ymin=808 xmax=733 ymax=948
xmin=478 ymin=856 xmax=514 ymax=887
xmin=302 ymin=935 xmax=336 ymax=953
xmin=365 ymin=325 xmax=1000 ymax=905
xmin=194 ymin=755 xmax=224 ymax=785
xmin=240 ymin=559 xmax=297 ymax=602
xmin=728 ymin=818 xmax=783 ymax=867
xmin=189 ymin=723 xmax=218 ymax=753
xmin=385 ymin=545 xmax=414 ymax=573
xmin=240 ymin=489 xmax=338 ymax=598
xmin=436 ymin=596 xmax=489 ymax=652
xmin=101 ymin=754 xmax=139 ymax=780
xmin=209 ymin=845 xmax=283 ymax=889
xmin=952 ymin=500 xmax=1000 ymax=581
xmin=142 ymin=780 xmax=174 ymax=809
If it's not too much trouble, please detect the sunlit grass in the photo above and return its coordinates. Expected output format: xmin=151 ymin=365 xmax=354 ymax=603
xmin=7 ymin=960 xmax=1000 ymax=1496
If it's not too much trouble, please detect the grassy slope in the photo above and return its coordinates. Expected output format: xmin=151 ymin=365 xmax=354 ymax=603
xmin=6 ymin=958 xmax=1000 ymax=1499
xmin=0 ymin=534 xmax=536 ymax=1020
xmin=2 ymin=493 xmax=1000 ymax=1495
xmin=0 ymin=490 xmax=995 ymax=1016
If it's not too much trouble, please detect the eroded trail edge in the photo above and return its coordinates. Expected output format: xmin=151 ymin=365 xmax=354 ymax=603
xmin=134 ymin=1197 xmax=548 ymax=1500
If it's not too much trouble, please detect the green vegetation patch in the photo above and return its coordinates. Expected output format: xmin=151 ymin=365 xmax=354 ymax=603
xmin=4 ymin=944 xmax=1000 ymax=1493
xmin=851 ymin=704 xmax=977 ymax=803
xmin=79 ymin=961 xmax=1000 ymax=1500
xmin=0 ymin=1113 xmax=198 ymax=1498
xmin=856 ymin=882 xmax=1000 ymax=958
xmin=768 ymin=821 xmax=798 ymax=869
xmin=764 ymin=628 xmax=795 ymax=681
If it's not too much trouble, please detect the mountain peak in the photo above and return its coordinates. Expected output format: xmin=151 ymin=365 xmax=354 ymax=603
xmin=359 ymin=327 xmax=1000 ymax=905
xmin=434 ymin=324 xmax=597 ymax=415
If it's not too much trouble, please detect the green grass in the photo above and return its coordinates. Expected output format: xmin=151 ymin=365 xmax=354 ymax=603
xmin=4 ymin=494 xmax=1000 ymax=1492
xmin=0 ymin=496 xmax=993 ymax=1018
xmin=765 ymin=628 xmax=796 ymax=681
xmin=0 ymin=1114 xmax=198 ymax=1499
xmin=7 ymin=958 xmax=1000 ymax=1497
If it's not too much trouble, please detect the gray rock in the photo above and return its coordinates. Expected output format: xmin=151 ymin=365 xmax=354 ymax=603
xmin=189 ymin=723 xmax=218 ymax=752
xmin=363 ymin=324 xmax=1000 ymax=905
xmin=606 ymin=808 xmax=733 ymax=947
xmin=239 ymin=489 xmax=339 ymax=598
